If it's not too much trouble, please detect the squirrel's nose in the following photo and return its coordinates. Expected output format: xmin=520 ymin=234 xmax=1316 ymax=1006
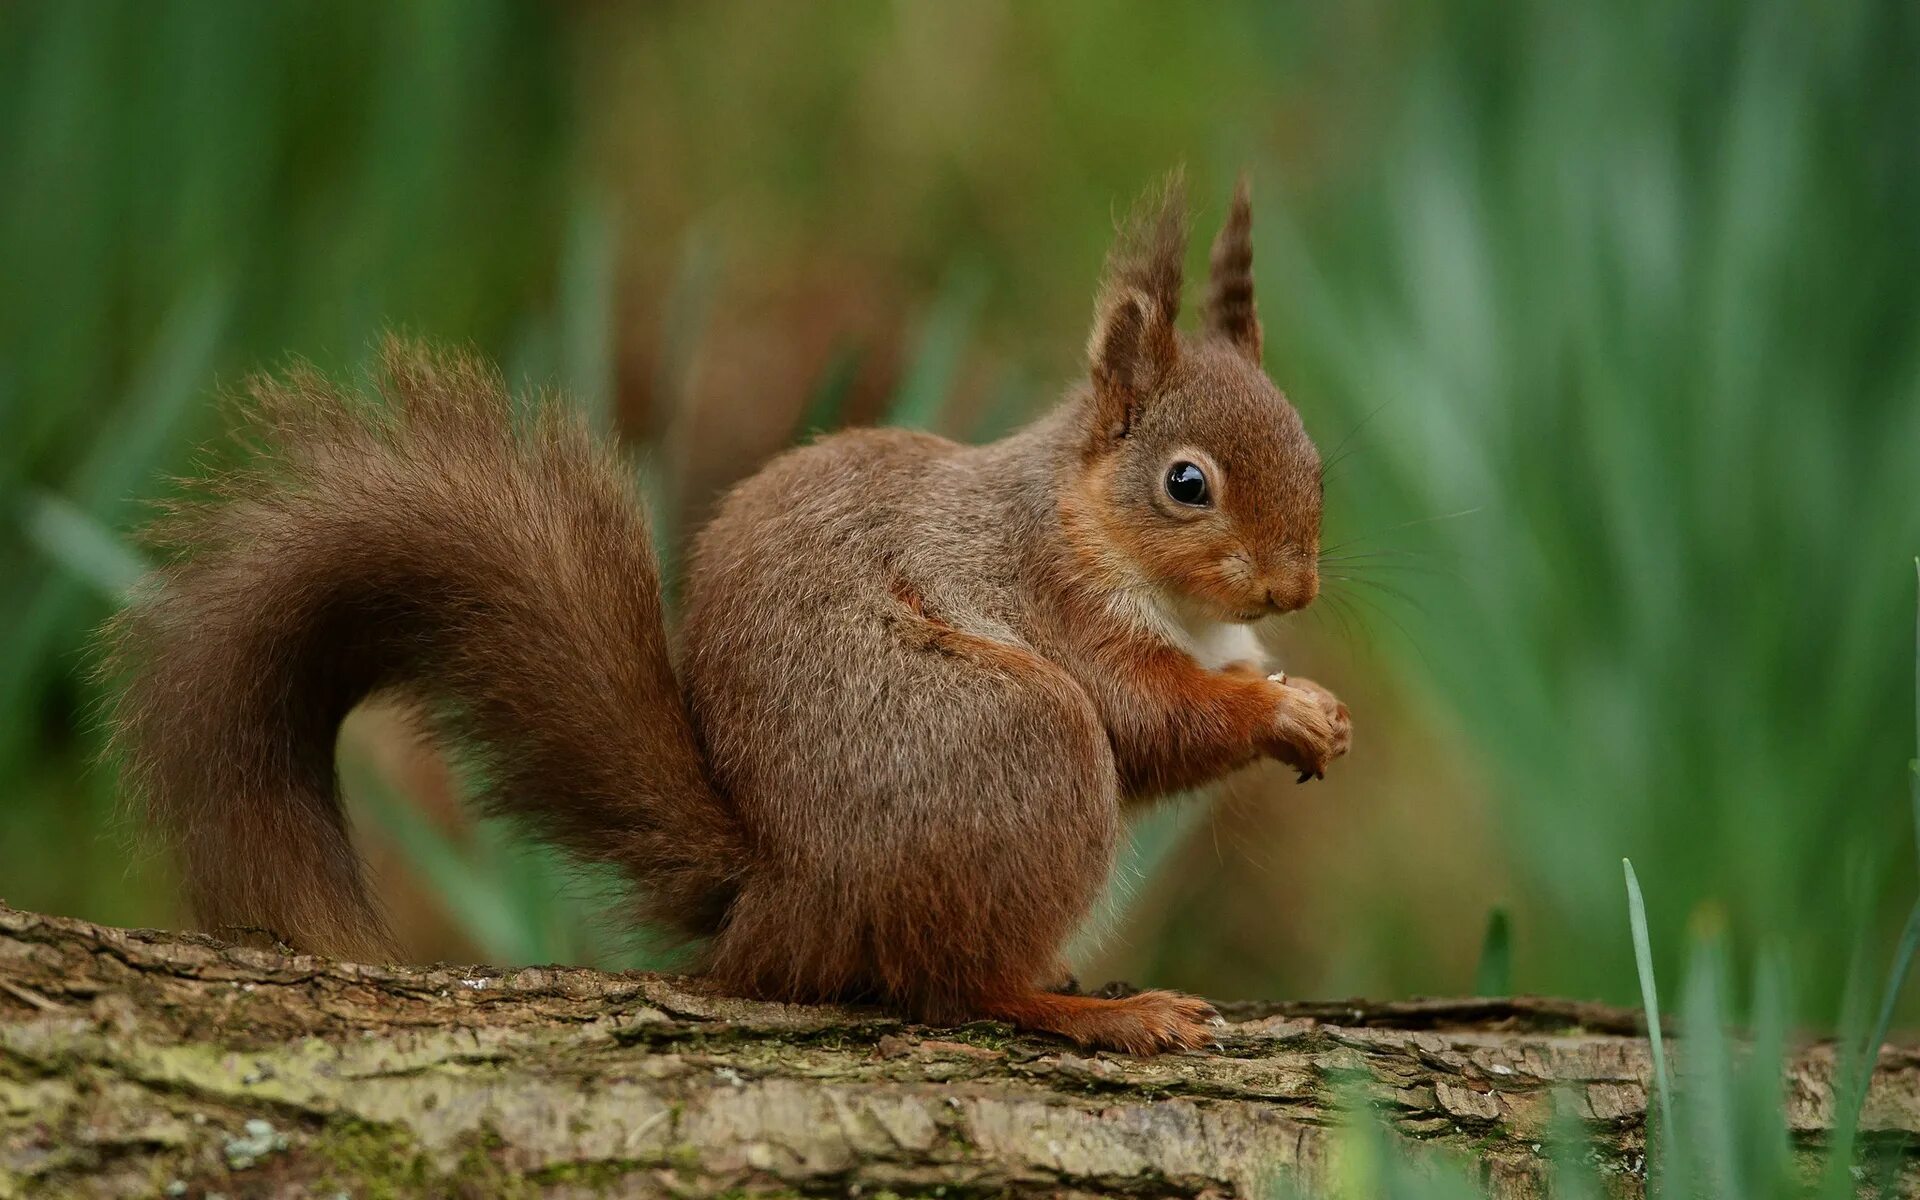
xmin=1264 ymin=571 xmax=1319 ymax=613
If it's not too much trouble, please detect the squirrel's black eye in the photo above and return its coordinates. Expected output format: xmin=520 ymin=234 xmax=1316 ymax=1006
xmin=1165 ymin=461 xmax=1210 ymax=507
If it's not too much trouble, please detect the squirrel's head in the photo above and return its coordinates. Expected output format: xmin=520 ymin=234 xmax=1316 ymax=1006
xmin=1065 ymin=175 xmax=1322 ymax=623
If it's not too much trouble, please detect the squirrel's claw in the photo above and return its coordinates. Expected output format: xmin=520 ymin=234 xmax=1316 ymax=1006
xmin=1266 ymin=673 xmax=1350 ymax=782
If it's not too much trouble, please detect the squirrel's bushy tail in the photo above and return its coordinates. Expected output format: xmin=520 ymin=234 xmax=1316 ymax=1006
xmin=102 ymin=340 xmax=743 ymax=958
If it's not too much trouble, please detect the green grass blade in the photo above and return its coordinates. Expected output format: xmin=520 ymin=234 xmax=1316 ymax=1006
xmin=1679 ymin=927 xmax=1741 ymax=1199
xmin=0 ymin=280 xmax=226 ymax=758
xmin=1837 ymin=573 xmax=1920 ymax=1167
xmin=557 ymin=191 xmax=617 ymax=436
xmin=1473 ymin=906 xmax=1512 ymax=996
xmin=340 ymin=750 xmax=542 ymax=966
xmin=1841 ymin=899 xmax=1920 ymax=1153
xmin=887 ymin=263 xmax=986 ymax=431
xmin=1543 ymin=1097 xmax=1607 ymax=1200
xmin=1822 ymin=852 xmax=1887 ymax=1196
xmin=19 ymin=490 xmax=148 ymax=600
xmin=653 ymin=225 xmax=721 ymax=432
xmin=792 ymin=341 xmax=864 ymax=441
xmin=1740 ymin=947 xmax=1795 ymax=1192
xmin=968 ymin=365 xmax=1037 ymax=443
xmin=1067 ymin=798 xmax=1204 ymax=966
xmin=71 ymin=278 xmax=230 ymax=513
xmin=1622 ymin=858 xmax=1676 ymax=1157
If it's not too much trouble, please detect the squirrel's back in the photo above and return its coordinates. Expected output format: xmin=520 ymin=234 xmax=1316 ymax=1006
xmin=680 ymin=421 xmax=1118 ymax=1015
xmin=687 ymin=418 xmax=1066 ymax=638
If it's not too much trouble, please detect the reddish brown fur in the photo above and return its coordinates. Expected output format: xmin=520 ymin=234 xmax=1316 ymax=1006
xmin=975 ymin=989 xmax=1223 ymax=1055
xmin=1042 ymin=584 xmax=1350 ymax=798
xmin=104 ymin=177 xmax=1350 ymax=1053
xmin=1086 ymin=175 xmax=1188 ymax=446
xmin=1203 ymin=175 xmax=1263 ymax=364
xmin=101 ymin=344 xmax=743 ymax=956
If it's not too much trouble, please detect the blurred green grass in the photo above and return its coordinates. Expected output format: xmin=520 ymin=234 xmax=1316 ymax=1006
xmin=3 ymin=0 xmax=1917 ymax=1081
xmin=1273 ymin=0 xmax=1920 ymax=1013
xmin=0 ymin=0 xmax=574 ymax=932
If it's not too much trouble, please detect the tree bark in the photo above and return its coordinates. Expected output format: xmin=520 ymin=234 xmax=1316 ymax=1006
xmin=0 ymin=904 xmax=1914 ymax=1199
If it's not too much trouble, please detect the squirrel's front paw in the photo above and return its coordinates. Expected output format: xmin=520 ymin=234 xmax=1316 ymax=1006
xmin=1261 ymin=673 xmax=1351 ymax=782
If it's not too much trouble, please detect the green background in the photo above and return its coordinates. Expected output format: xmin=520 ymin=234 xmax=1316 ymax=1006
xmin=4 ymin=1 xmax=1917 ymax=1039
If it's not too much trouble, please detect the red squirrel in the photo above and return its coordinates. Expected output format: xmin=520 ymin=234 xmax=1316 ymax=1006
xmin=102 ymin=178 xmax=1350 ymax=1054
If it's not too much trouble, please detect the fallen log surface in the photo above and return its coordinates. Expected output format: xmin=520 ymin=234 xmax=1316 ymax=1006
xmin=1 ymin=904 xmax=1915 ymax=1198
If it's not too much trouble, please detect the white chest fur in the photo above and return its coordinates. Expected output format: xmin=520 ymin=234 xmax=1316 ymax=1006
xmin=1110 ymin=589 xmax=1270 ymax=672
xmin=1179 ymin=614 xmax=1266 ymax=671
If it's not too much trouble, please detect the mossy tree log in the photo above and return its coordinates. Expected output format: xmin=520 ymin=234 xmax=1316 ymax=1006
xmin=2 ymin=905 xmax=1917 ymax=1198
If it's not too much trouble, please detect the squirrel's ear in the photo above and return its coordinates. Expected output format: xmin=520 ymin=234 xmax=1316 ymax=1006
xmin=1085 ymin=176 xmax=1186 ymax=445
xmin=1087 ymin=285 xmax=1178 ymax=441
xmin=1202 ymin=175 xmax=1262 ymax=365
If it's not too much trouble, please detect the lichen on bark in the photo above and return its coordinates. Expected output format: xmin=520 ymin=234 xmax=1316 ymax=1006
xmin=1 ymin=905 xmax=1915 ymax=1198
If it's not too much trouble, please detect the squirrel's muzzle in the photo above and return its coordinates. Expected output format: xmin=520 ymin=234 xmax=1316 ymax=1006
xmin=1263 ymin=569 xmax=1319 ymax=614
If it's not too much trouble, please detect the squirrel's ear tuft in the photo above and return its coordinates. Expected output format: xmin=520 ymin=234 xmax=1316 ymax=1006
xmin=1203 ymin=174 xmax=1262 ymax=365
xmin=1085 ymin=176 xmax=1186 ymax=444
xmin=1087 ymin=285 xmax=1177 ymax=439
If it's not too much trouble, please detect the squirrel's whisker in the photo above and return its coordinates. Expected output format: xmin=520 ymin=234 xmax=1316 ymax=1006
xmin=1315 ymin=399 xmax=1394 ymax=483
xmin=1318 ymin=506 xmax=1485 ymax=558
xmin=1321 ymin=573 xmax=1430 ymax=615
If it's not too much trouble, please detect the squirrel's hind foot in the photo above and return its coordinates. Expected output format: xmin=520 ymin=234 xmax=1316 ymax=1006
xmin=978 ymin=987 xmax=1221 ymax=1055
